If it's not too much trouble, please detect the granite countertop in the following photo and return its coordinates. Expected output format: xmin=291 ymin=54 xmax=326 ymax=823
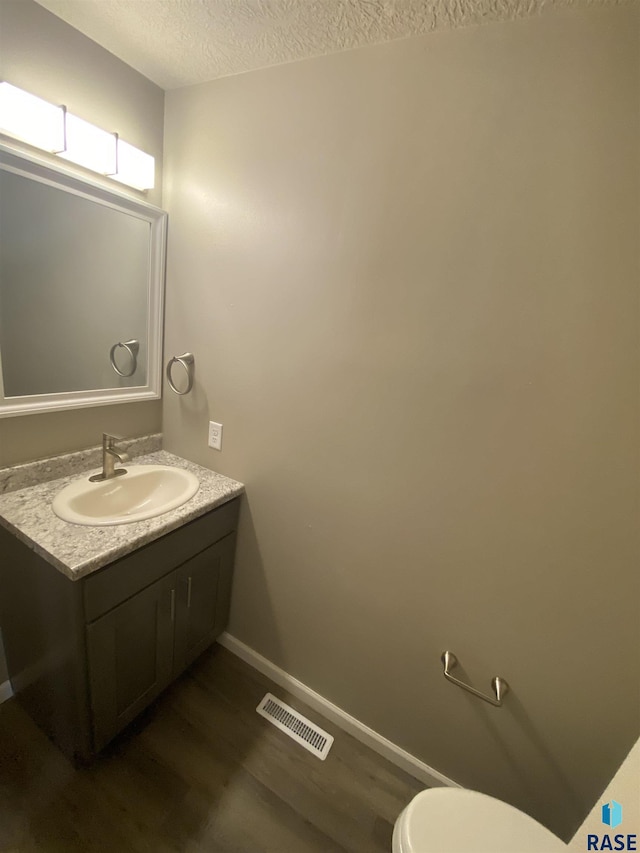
xmin=0 ymin=450 xmax=245 ymax=581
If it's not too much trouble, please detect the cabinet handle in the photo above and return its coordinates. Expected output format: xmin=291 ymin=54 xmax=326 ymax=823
xmin=187 ymin=576 xmax=192 ymax=609
xmin=170 ymin=588 xmax=176 ymax=622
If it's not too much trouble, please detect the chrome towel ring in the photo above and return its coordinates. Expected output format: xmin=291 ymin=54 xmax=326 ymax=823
xmin=166 ymin=352 xmax=195 ymax=395
xmin=441 ymin=650 xmax=509 ymax=707
xmin=109 ymin=340 xmax=139 ymax=377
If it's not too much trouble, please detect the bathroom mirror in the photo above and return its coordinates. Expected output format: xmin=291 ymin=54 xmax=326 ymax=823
xmin=0 ymin=143 xmax=167 ymax=417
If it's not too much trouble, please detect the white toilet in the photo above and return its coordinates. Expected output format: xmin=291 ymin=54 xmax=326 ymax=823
xmin=393 ymin=788 xmax=566 ymax=853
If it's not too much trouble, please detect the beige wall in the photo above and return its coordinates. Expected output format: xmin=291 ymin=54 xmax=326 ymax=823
xmin=163 ymin=5 xmax=639 ymax=841
xmin=0 ymin=0 xmax=164 ymax=468
xmin=568 ymin=738 xmax=639 ymax=849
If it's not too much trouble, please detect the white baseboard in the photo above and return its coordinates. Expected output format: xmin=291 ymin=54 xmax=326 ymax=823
xmin=218 ymin=632 xmax=461 ymax=789
xmin=0 ymin=679 xmax=13 ymax=704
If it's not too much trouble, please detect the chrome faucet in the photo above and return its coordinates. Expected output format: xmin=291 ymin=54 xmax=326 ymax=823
xmin=89 ymin=433 xmax=130 ymax=482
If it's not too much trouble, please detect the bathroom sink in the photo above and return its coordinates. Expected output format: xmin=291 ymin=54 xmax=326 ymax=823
xmin=52 ymin=465 xmax=199 ymax=526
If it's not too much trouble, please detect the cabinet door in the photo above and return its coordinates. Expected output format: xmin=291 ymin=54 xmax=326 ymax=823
xmin=173 ymin=533 xmax=236 ymax=676
xmin=86 ymin=572 xmax=176 ymax=751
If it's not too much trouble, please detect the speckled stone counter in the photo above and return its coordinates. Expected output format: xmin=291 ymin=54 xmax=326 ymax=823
xmin=0 ymin=433 xmax=163 ymax=494
xmin=0 ymin=450 xmax=244 ymax=581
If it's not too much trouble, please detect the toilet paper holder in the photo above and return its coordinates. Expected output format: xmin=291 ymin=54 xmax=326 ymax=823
xmin=441 ymin=650 xmax=509 ymax=707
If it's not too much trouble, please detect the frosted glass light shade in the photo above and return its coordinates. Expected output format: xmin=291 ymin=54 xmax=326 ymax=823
xmin=113 ymin=139 xmax=155 ymax=191
xmin=0 ymin=82 xmax=155 ymax=191
xmin=59 ymin=113 xmax=117 ymax=174
xmin=0 ymin=82 xmax=65 ymax=152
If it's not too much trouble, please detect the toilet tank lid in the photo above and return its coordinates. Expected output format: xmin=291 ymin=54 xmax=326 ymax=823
xmin=399 ymin=788 xmax=566 ymax=853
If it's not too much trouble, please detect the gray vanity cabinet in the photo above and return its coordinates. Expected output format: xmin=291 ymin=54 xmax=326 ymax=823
xmin=0 ymin=497 xmax=240 ymax=762
xmin=173 ymin=533 xmax=236 ymax=674
xmin=86 ymin=571 xmax=176 ymax=752
xmin=87 ymin=532 xmax=237 ymax=752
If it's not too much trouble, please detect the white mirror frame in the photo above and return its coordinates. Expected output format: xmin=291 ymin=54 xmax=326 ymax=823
xmin=0 ymin=142 xmax=167 ymax=418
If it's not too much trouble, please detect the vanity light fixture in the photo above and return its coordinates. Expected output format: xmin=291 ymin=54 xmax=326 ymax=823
xmin=0 ymin=81 xmax=154 ymax=191
xmin=58 ymin=112 xmax=117 ymax=175
xmin=111 ymin=138 xmax=155 ymax=192
xmin=0 ymin=82 xmax=65 ymax=153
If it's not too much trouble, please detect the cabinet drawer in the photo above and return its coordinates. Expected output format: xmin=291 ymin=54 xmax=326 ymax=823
xmin=83 ymin=498 xmax=240 ymax=622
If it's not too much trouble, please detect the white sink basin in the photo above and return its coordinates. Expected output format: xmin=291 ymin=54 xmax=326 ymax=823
xmin=52 ymin=465 xmax=200 ymax=526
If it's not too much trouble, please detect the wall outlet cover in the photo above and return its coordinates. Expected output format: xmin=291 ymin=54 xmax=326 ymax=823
xmin=208 ymin=421 xmax=223 ymax=450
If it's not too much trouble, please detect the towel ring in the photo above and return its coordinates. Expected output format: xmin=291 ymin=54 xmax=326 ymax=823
xmin=166 ymin=352 xmax=195 ymax=395
xmin=110 ymin=340 xmax=139 ymax=377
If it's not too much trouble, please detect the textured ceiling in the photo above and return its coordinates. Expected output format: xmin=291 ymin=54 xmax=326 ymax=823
xmin=35 ymin=0 xmax=617 ymax=90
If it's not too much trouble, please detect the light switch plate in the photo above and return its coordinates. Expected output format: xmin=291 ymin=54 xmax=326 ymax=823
xmin=208 ymin=421 xmax=223 ymax=450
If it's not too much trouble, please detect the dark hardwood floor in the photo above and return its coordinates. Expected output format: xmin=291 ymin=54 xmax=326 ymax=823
xmin=0 ymin=644 xmax=423 ymax=852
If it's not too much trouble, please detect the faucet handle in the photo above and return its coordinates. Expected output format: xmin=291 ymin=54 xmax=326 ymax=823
xmin=90 ymin=433 xmax=129 ymax=482
xmin=103 ymin=432 xmax=124 ymax=446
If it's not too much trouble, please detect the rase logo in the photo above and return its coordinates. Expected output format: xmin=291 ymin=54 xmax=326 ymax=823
xmin=603 ymin=802 xmax=624 ymax=830
xmin=586 ymin=801 xmax=637 ymax=851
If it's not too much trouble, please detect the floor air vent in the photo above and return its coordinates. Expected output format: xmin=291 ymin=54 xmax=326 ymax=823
xmin=256 ymin=693 xmax=334 ymax=760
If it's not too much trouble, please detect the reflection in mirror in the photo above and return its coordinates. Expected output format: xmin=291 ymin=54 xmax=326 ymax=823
xmin=0 ymin=143 xmax=167 ymax=417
